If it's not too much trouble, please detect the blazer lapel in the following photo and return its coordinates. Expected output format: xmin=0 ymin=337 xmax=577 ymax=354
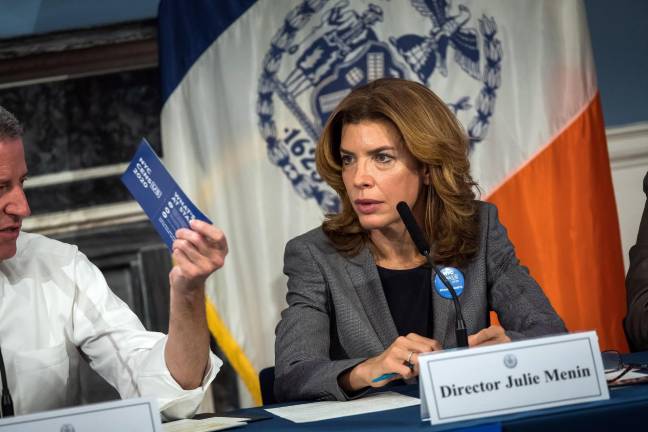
xmin=345 ymin=247 xmax=399 ymax=349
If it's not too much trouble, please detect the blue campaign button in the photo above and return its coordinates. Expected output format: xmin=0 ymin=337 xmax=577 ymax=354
xmin=434 ymin=267 xmax=465 ymax=299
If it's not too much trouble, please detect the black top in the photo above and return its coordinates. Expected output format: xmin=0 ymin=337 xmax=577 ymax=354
xmin=377 ymin=264 xmax=433 ymax=338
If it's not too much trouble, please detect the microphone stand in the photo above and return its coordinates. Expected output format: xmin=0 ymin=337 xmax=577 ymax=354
xmin=426 ymin=257 xmax=468 ymax=348
xmin=395 ymin=201 xmax=468 ymax=348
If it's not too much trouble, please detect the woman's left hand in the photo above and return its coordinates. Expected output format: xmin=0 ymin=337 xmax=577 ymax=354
xmin=468 ymin=325 xmax=511 ymax=347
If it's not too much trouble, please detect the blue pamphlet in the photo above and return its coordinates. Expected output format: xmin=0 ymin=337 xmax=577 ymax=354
xmin=121 ymin=138 xmax=212 ymax=250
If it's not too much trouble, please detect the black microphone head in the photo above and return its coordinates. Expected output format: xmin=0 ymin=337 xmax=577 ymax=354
xmin=396 ymin=201 xmax=430 ymax=256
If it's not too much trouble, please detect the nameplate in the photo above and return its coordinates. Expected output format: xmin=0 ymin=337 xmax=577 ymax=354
xmin=0 ymin=397 xmax=162 ymax=432
xmin=418 ymin=331 xmax=608 ymax=426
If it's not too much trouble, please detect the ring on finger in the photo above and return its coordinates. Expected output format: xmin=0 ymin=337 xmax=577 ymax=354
xmin=406 ymin=351 xmax=414 ymax=370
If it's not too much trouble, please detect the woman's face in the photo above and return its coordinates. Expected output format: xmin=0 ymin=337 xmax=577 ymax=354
xmin=340 ymin=120 xmax=428 ymax=234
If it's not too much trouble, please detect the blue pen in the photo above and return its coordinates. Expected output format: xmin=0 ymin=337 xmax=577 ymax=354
xmin=371 ymin=372 xmax=399 ymax=383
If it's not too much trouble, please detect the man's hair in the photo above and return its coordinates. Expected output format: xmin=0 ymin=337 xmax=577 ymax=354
xmin=0 ymin=105 xmax=24 ymax=141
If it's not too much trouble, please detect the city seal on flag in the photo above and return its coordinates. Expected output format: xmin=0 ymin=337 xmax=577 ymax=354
xmin=256 ymin=0 xmax=502 ymax=212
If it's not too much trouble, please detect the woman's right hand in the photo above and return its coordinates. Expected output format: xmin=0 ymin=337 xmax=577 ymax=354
xmin=338 ymin=333 xmax=442 ymax=392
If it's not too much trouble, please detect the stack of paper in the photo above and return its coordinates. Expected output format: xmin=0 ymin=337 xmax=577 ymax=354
xmin=265 ymin=392 xmax=420 ymax=423
xmin=163 ymin=416 xmax=248 ymax=432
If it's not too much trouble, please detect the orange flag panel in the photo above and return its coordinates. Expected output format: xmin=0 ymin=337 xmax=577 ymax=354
xmin=488 ymin=93 xmax=627 ymax=351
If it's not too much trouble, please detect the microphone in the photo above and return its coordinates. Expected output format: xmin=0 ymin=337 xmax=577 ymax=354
xmin=396 ymin=201 xmax=468 ymax=348
xmin=0 ymin=346 xmax=13 ymax=417
xmin=395 ymin=201 xmax=429 ymax=256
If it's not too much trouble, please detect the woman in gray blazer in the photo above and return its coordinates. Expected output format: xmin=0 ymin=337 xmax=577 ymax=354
xmin=274 ymin=78 xmax=566 ymax=402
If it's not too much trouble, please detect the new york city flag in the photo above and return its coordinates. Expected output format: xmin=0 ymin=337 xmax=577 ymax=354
xmin=158 ymin=0 xmax=626 ymax=406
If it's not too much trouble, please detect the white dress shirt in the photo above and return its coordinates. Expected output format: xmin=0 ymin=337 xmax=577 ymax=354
xmin=0 ymin=232 xmax=222 ymax=419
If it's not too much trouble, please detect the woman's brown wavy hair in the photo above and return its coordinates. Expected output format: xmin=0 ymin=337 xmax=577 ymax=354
xmin=316 ymin=78 xmax=479 ymax=267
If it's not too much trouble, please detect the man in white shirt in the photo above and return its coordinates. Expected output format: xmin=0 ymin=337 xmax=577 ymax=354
xmin=0 ymin=105 xmax=226 ymax=419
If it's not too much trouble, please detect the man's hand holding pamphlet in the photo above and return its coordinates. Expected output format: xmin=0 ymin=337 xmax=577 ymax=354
xmin=121 ymin=138 xmax=212 ymax=249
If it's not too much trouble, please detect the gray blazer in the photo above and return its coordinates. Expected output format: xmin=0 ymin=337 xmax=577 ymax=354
xmin=274 ymin=201 xmax=566 ymax=402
